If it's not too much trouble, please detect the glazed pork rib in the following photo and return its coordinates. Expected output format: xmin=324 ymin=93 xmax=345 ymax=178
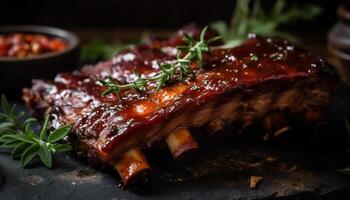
xmin=23 ymin=30 xmax=337 ymax=185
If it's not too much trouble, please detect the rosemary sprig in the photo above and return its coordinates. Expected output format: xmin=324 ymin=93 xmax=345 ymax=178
xmin=99 ymin=26 xmax=221 ymax=98
xmin=0 ymin=95 xmax=30 ymax=135
xmin=211 ymin=0 xmax=321 ymax=48
xmin=0 ymin=95 xmax=72 ymax=168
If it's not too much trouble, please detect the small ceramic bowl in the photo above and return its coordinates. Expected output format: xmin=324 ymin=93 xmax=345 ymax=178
xmin=0 ymin=25 xmax=80 ymax=98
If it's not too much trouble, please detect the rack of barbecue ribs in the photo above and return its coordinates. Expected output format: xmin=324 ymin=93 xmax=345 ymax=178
xmin=23 ymin=27 xmax=337 ymax=186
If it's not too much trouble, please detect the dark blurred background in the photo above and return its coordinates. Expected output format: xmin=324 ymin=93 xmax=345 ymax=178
xmin=0 ymin=0 xmax=343 ymax=29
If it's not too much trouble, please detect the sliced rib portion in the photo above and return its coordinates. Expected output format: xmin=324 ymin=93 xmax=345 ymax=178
xmin=23 ymin=29 xmax=337 ymax=185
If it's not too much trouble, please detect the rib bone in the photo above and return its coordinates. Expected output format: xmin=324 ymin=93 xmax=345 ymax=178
xmin=115 ymin=149 xmax=150 ymax=186
xmin=166 ymin=128 xmax=199 ymax=159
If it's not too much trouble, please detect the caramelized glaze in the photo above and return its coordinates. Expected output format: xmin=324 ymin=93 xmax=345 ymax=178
xmin=23 ymin=32 xmax=331 ymax=161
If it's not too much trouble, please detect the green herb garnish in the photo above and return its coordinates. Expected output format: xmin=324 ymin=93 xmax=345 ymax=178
xmin=80 ymin=39 xmax=126 ymax=62
xmin=0 ymin=95 xmax=72 ymax=168
xmin=250 ymin=54 xmax=259 ymax=62
xmin=190 ymin=85 xmax=201 ymax=91
xmin=80 ymin=32 xmax=150 ymax=62
xmin=211 ymin=0 xmax=321 ymax=48
xmin=0 ymin=95 xmax=29 ymax=136
xmin=99 ymin=26 xmax=221 ymax=98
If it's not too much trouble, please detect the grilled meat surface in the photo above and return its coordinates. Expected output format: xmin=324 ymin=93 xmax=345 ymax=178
xmin=23 ymin=28 xmax=337 ymax=170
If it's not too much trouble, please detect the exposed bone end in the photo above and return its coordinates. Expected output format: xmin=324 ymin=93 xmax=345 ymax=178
xmin=304 ymin=110 xmax=327 ymax=128
xmin=166 ymin=128 xmax=199 ymax=159
xmin=263 ymin=112 xmax=291 ymax=140
xmin=115 ymin=149 xmax=150 ymax=186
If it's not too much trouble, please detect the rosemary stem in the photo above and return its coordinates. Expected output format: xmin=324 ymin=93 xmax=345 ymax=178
xmin=99 ymin=26 xmax=220 ymax=97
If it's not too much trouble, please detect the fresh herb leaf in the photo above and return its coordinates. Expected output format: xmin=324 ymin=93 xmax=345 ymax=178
xmin=2 ymin=134 xmax=36 ymax=145
xmin=190 ymin=85 xmax=201 ymax=91
xmin=80 ymin=32 xmax=150 ymax=62
xmin=99 ymin=26 xmax=221 ymax=98
xmin=20 ymin=143 xmax=39 ymax=168
xmin=1 ymin=95 xmax=11 ymax=115
xmin=48 ymin=125 xmax=71 ymax=143
xmin=0 ymin=95 xmax=73 ymax=168
xmin=11 ymin=142 xmax=30 ymax=158
xmin=211 ymin=0 xmax=321 ymax=48
xmin=250 ymin=54 xmax=259 ymax=62
xmin=39 ymin=144 xmax=52 ymax=168
xmin=0 ymin=139 xmax=21 ymax=148
xmin=80 ymin=39 xmax=126 ymax=62
xmin=339 ymin=167 xmax=350 ymax=176
xmin=0 ymin=122 xmax=14 ymax=135
xmin=39 ymin=116 xmax=49 ymax=140
xmin=51 ymin=143 xmax=72 ymax=153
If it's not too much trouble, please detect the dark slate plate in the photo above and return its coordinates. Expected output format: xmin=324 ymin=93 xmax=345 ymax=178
xmin=1 ymin=83 xmax=350 ymax=200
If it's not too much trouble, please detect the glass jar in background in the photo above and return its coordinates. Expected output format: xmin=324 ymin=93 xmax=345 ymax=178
xmin=328 ymin=2 xmax=350 ymax=84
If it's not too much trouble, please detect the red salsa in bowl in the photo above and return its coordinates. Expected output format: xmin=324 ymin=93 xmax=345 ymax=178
xmin=0 ymin=33 xmax=68 ymax=58
xmin=0 ymin=26 xmax=79 ymax=98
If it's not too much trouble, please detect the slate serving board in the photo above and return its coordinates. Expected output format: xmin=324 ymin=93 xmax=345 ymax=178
xmin=1 ymin=83 xmax=350 ymax=200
